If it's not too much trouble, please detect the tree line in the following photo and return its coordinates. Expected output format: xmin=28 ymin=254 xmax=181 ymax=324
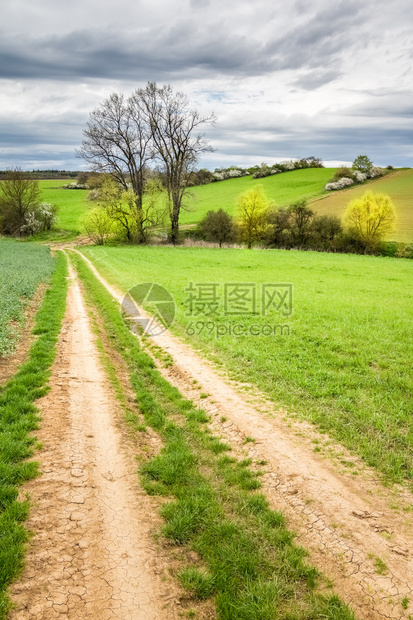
xmin=195 ymin=185 xmax=402 ymax=256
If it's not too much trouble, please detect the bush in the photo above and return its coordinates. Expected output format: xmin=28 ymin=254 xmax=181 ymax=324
xmin=310 ymin=215 xmax=342 ymax=250
xmin=325 ymin=177 xmax=354 ymax=191
xmin=331 ymin=167 xmax=356 ymax=182
xmin=82 ymin=207 xmax=114 ymax=245
xmin=265 ymin=208 xmax=293 ymax=248
xmin=197 ymin=209 xmax=237 ymax=247
xmin=344 ymin=191 xmax=396 ymax=252
xmin=367 ymin=166 xmax=384 ymax=179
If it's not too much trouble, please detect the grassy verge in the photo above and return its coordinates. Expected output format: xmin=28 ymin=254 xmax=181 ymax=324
xmin=0 ymin=252 xmax=68 ymax=618
xmin=71 ymin=250 xmax=354 ymax=620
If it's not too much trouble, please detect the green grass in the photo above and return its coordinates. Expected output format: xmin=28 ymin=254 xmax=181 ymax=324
xmin=38 ymin=180 xmax=90 ymax=234
xmin=33 ymin=171 xmax=335 ymax=238
xmin=0 ymin=252 xmax=68 ymax=618
xmin=312 ymin=169 xmax=413 ymax=242
xmin=180 ymin=168 xmax=336 ymax=225
xmin=82 ymin=245 xmax=413 ymax=485
xmin=71 ymin=250 xmax=354 ymax=620
xmin=0 ymin=239 xmax=55 ymax=356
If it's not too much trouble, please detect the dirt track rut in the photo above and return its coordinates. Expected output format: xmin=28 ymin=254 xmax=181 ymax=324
xmin=10 ymin=270 xmax=179 ymax=619
xmin=79 ymin=250 xmax=413 ymax=620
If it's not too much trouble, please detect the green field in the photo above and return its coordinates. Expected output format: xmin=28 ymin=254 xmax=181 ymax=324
xmin=312 ymin=169 xmax=413 ymax=242
xmin=83 ymin=245 xmax=413 ymax=484
xmin=38 ymin=180 xmax=90 ymax=234
xmin=180 ymin=168 xmax=335 ymax=225
xmin=0 ymin=239 xmax=55 ymax=356
xmin=36 ymin=170 xmax=335 ymax=235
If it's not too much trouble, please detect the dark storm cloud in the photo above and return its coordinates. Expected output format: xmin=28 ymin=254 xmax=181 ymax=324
xmin=264 ymin=1 xmax=366 ymax=71
xmin=0 ymin=2 xmax=365 ymax=83
xmin=0 ymin=27 xmax=264 ymax=80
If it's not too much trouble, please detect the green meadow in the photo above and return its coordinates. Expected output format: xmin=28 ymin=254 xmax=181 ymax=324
xmin=82 ymin=245 xmax=413 ymax=485
xmin=38 ymin=180 xmax=90 ymax=234
xmin=180 ymin=168 xmax=335 ymax=225
xmin=36 ymin=170 xmax=335 ymax=234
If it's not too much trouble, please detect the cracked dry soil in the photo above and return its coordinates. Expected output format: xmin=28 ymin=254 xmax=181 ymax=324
xmin=9 ymin=271 xmax=181 ymax=619
xmin=80 ymin=251 xmax=413 ymax=620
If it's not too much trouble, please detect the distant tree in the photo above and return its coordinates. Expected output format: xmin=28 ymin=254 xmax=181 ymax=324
xmin=238 ymin=185 xmax=271 ymax=249
xmin=352 ymin=155 xmax=373 ymax=174
xmin=198 ymin=209 xmax=236 ymax=247
xmin=0 ymin=169 xmax=41 ymax=236
xmin=287 ymin=200 xmax=315 ymax=247
xmin=266 ymin=208 xmax=293 ymax=247
xmin=344 ymin=191 xmax=396 ymax=251
xmin=311 ymin=214 xmax=342 ymax=249
xmin=134 ymin=82 xmax=215 ymax=244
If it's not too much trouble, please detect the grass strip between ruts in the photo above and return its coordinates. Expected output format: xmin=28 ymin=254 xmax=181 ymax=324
xmin=71 ymin=249 xmax=355 ymax=620
xmin=0 ymin=251 xmax=68 ymax=619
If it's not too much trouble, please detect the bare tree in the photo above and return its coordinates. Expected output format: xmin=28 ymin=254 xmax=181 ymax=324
xmin=134 ymin=83 xmax=215 ymax=244
xmin=0 ymin=169 xmax=41 ymax=236
xmin=77 ymin=92 xmax=152 ymax=242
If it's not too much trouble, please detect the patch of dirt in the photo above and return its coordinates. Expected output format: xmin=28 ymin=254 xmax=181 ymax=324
xmin=78 ymin=249 xmax=413 ymax=620
xmin=0 ymin=284 xmax=46 ymax=387
xmin=9 ymin=270 xmax=186 ymax=619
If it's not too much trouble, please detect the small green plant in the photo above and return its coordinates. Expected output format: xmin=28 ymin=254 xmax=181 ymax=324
xmin=373 ymin=556 xmax=388 ymax=575
xmin=244 ymin=436 xmax=255 ymax=444
xmin=401 ymin=597 xmax=409 ymax=610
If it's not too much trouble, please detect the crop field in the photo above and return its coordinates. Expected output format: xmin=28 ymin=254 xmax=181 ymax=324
xmin=0 ymin=239 xmax=55 ymax=356
xmin=83 ymin=244 xmax=413 ymax=484
xmin=311 ymin=169 xmax=413 ymax=242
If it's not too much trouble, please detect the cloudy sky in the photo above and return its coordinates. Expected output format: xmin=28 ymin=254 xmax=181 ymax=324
xmin=1 ymin=0 xmax=412 ymax=170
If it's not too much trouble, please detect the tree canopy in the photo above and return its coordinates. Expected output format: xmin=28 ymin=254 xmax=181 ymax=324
xmin=344 ymin=191 xmax=396 ymax=251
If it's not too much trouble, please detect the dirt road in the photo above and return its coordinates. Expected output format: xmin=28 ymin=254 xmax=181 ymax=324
xmin=9 ymin=270 xmax=180 ymax=619
xmin=79 ymin=250 xmax=413 ymax=620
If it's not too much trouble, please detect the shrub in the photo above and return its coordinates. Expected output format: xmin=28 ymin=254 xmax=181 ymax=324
xmin=332 ymin=167 xmax=356 ymax=182
xmin=198 ymin=209 xmax=237 ymax=247
xmin=266 ymin=208 xmax=293 ymax=248
xmin=344 ymin=191 xmax=396 ymax=252
xmin=325 ymin=177 xmax=354 ymax=191
xmin=82 ymin=207 xmax=114 ymax=245
xmin=367 ymin=166 xmax=384 ymax=179
xmin=311 ymin=215 xmax=342 ymax=250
